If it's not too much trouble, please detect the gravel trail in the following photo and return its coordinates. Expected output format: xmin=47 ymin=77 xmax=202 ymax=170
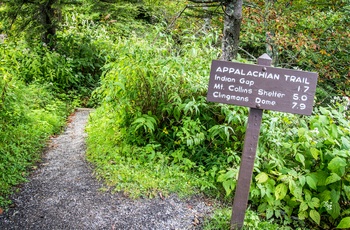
xmin=0 ymin=109 xmax=212 ymax=229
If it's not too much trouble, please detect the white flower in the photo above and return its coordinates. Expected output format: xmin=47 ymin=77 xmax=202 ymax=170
xmin=310 ymin=128 xmax=319 ymax=135
xmin=323 ymin=201 xmax=332 ymax=211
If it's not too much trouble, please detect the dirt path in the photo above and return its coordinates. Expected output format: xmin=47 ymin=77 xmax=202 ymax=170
xmin=0 ymin=109 xmax=212 ymax=229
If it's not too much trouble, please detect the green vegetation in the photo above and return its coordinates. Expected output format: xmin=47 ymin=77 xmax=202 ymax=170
xmin=0 ymin=41 xmax=68 ymax=207
xmin=86 ymin=24 xmax=350 ymax=228
xmin=1 ymin=0 xmax=350 ymax=229
xmin=203 ymin=208 xmax=302 ymax=230
xmin=0 ymin=2 xmax=115 ymax=208
xmin=239 ymin=0 xmax=350 ymax=100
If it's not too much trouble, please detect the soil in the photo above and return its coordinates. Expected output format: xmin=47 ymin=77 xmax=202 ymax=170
xmin=0 ymin=109 xmax=213 ymax=230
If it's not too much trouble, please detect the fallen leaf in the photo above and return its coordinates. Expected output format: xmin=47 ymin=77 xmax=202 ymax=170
xmin=192 ymin=216 xmax=200 ymax=226
xmin=0 ymin=208 xmax=4 ymax=215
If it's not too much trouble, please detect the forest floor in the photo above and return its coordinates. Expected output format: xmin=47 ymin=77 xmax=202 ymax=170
xmin=0 ymin=109 xmax=213 ymax=230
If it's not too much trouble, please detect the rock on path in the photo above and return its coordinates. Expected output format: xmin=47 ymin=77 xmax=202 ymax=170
xmin=0 ymin=109 xmax=212 ymax=229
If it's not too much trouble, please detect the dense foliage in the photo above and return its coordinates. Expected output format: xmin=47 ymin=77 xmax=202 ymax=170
xmin=0 ymin=40 xmax=69 ymax=207
xmin=85 ymin=1 xmax=350 ymax=228
xmin=175 ymin=0 xmax=350 ymax=100
xmin=240 ymin=0 xmax=350 ymax=99
xmin=0 ymin=1 xmax=117 ymax=208
xmin=1 ymin=0 xmax=349 ymax=229
xmin=86 ymin=23 xmax=350 ymax=228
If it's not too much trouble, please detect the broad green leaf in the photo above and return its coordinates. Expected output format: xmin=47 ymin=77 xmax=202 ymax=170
xmin=330 ymin=124 xmax=339 ymax=139
xmin=255 ymin=172 xmax=269 ymax=184
xmin=275 ymin=183 xmax=288 ymax=200
xmin=335 ymin=149 xmax=350 ymax=158
xmin=328 ymin=201 xmax=341 ymax=219
xmin=278 ymin=175 xmax=288 ymax=182
xmin=222 ymin=180 xmax=235 ymax=196
xmin=299 ymin=175 xmax=306 ymax=187
xmin=224 ymin=170 xmax=236 ymax=179
xmin=306 ymin=175 xmax=317 ymax=190
xmin=304 ymin=190 xmax=312 ymax=202
xmin=324 ymin=138 xmax=335 ymax=145
xmin=258 ymin=203 xmax=268 ymax=213
xmin=310 ymin=171 xmax=328 ymax=186
xmin=328 ymin=156 xmax=347 ymax=176
xmin=319 ymin=190 xmax=331 ymax=202
xmin=298 ymin=210 xmax=308 ymax=220
xmin=289 ymin=180 xmax=303 ymax=199
xmin=308 ymin=197 xmax=320 ymax=209
xmin=266 ymin=208 xmax=274 ymax=219
xmin=250 ymin=188 xmax=260 ymax=198
xmin=341 ymin=137 xmax=350 ymax=150
xmin=319 ymin=115 xmax=329 ymax=125
xmin=326 ymin=173 xmax=341 ymax=185
xmin=259 ymin=185 xmax=266 ymax=197
xmin=310 ymin=210 xmax=321 ymax=225
xmin=337 ymin=217 xmax=350 ymax=229
xmin=310 ymin=147 xmax=320 ymax=160
xmin=319 ymin=107 xmax=329 ymax=115
xmin=344 ymin=185 xmax=350 ymax=200
xmin=343 ymin=208 xmax=350 ymax=216
xmin=217 ymin=174 xmax=226 ymax=183
xmin=287 ymin=169 xmax=298 ymax=177
xmin=299 ymin=201 xmax=308 ymax=212
xmin=331 ymin=189 xmax=341 ymax=203
xmin=275 ymin=209 xmax=281 ymax=218
xmin=173 ymin=106 xmax=181 ymax=121
xmin=217 ymin=169 xmax=232 ymax=182
xmin=283 ymin=206 xmax=293 ymax=216
xmin=298 ymin=128 xmax=307 ymax=137
xmin=295 ymin=153 xmax=305 ymax=167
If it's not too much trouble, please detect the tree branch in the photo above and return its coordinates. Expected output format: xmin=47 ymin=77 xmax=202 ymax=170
xmin=167 ymin=5 xmax=188 ymax=29
xmin=187 ymin=3 xmax=221 ymax=8
xmin=188 ymin=0 xmax=224 ymax=3
xmin=238 ymin=47 xmax=257 ymax=61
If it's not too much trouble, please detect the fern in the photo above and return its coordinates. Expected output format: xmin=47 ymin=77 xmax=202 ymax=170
xmin=131 ymin=113 xmax=157 ymax=134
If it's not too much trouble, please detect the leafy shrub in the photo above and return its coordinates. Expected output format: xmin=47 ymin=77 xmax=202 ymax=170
xmin=238 ymin=1 xmax=350 ymax=102
xmin=248 ymin=98 xmax=350 ymax=228
xmin=86 ymin=27 xmax=249 ymax=196
xmin=0 ymin=40 xmax=68 ymax=208
xmin=0 ymin=83 xmax=67 ymax=208
xmin=86 ymin=23 xmax=350 ymax=228
xmin=203 ymin=207 xmax=299 ymax=230
xmin=1 ymin=15 xmax=116 ymax=103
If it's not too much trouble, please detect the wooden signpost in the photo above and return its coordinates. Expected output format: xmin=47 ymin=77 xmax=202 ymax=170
xmin=207 ymin=54 xmax=318 ymax=229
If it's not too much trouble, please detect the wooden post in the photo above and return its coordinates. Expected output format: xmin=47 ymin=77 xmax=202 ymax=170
xmin=230 ymin=54 xmax=272 ymax=229
xmin=207 ymin=52 xmax=317 ymax=227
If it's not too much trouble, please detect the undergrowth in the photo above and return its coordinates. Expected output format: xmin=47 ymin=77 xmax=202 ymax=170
xmin=1 ymin=1 xmax=350 ymax=229
xmin=0 ymin=8 xmax=114 ymax=208
xmin=86 ymin=24 xmax=350 ymax=229
xmin=0 ymin=79 xmax=68 ymax=208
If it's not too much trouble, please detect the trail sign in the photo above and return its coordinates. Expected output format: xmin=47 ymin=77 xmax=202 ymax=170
xmin=206 ymin=54 xmax=318 ymax=230
xmin=207 ymin=54 xmax=318 ymax=115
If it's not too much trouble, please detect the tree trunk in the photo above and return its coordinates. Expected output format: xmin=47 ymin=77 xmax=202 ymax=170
xmin=264 ymin=0 xmax=278 ymax=65
xmin=40 ymin=0 xmax=57 ymax=48
xmin=221 ymin=0 xmax=243 ymax=61
xmin=202 ymin=6 xmax=211 ymax=32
